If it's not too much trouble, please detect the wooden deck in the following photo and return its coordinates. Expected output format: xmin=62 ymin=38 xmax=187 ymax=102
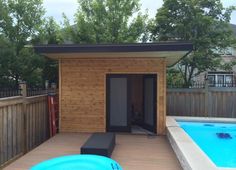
xmin=3 ymin=133 xmax=182 ymax=170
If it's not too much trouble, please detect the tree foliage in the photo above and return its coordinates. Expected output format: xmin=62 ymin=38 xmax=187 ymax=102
xmin=63 ymin=0 xmax=149 ymax=43
xmin=1 ymin=0 xmax=235 ymax=88
xmin=41 ymin=17 xmax=63 ymax=85
xmin=43 ymin=17 xmax=63 ymax=44
xmin=151 ymin=0 xmax=236 ymax=87
xmin=0 ymin=0 xmax=45 ymax=87
xmin=166 ymin=68 xmax=184 ymax=88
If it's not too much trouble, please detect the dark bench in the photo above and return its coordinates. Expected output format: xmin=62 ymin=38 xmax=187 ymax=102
xmin=80 ymin=133 xmax=116 ymax=157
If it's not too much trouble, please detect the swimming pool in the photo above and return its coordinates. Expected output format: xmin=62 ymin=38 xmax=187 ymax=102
xmin=178 ymin=121 xmax=236 ymax=168
xmin=166 ymin=116 xmax=236 ymax=170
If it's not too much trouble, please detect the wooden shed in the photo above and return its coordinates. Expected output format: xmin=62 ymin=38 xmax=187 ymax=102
xmin=35 ymin=42 xmax=193 ymax=135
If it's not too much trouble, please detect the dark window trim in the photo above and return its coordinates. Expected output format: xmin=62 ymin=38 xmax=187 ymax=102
xmin=208 ymin=71 xmax=233 ymax=75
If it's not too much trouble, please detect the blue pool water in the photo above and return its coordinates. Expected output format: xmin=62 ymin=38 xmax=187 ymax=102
xmin=178 ymin=121 xmax=236 ymax=168
xmin=30 ymin=154 xmax=123 ymax=170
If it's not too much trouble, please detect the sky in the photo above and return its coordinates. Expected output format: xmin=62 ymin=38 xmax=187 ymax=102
xmin=43 ymin=0 xmax=236 ymax=25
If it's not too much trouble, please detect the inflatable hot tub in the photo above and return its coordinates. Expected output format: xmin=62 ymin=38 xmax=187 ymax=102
xmin=30 ymin=154 xmax=122 ymax=170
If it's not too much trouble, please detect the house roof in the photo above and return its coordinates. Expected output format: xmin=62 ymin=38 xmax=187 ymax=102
xmin=33 ymin=42 xmax=193 ymax=67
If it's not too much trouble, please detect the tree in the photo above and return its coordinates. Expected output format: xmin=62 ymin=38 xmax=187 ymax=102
xmin=41 ymin=17 xmax=63 ymax=85
xmin=0 ymin=35 xmax=15 ymax=87
xmin=63 ymin=0 xmax=149 ymax=43
xmin=151 ymin=0 xmax=236 ymax=87
xmin=166 ymin=68 xmax=184 ymax=88
xmin=0 ymin=0 xmax=45 ymax=87
xmin=43 ymin=17 xmax=63 ymax=44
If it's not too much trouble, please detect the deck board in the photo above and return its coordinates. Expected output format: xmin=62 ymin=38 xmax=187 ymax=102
xmin=3 ymin=133 xmax=182 ymax=170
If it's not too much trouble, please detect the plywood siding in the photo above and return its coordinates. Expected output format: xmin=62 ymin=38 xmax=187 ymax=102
xmin=60 ymin=57 xmax=166 ymax=134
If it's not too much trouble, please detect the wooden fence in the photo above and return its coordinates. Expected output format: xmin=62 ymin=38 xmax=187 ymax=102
xmin=167 ymin=87 xmax=236 ymax=118
xmin=0 ymin=93 xmax=49 ymax=167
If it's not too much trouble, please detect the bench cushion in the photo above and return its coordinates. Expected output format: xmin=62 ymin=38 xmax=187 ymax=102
xmin=80 ymin=133 xmax=115 ymax=157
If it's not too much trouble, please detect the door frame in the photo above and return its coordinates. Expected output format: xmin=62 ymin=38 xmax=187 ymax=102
xmin=106 ymin=74 xmax=131 ymax=132
xmin=142 ymin=74 xmax=157 ymax=133
xmin=106 ymin=73 xmax=157 ymax=133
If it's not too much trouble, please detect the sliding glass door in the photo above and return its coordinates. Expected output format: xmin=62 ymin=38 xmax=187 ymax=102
xmin=143 ymin=75 xmax=157 ymax=133
xmin=106 ymin=75 xmax=130 ymax=132
xmin=106 ymin=74 xmax=157 ymax=133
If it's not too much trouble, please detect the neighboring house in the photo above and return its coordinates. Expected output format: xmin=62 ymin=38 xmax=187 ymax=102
xmin=34 ymin=42 xmax=193 ymax=135
xmin=193 ymin=24 xmax=236 ymax=87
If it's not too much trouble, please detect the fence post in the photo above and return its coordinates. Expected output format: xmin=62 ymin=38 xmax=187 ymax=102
xmin=19 ymin=82 xmax=27 ymax=98
xmin=204 ymin=80 xmax=209 ymax=117
xmin=19 ymin=82 xmax=27 ymax=154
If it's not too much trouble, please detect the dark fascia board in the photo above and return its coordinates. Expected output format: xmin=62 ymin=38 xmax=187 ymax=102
xmin=33 ymin=42 xmax=193 ymax=54
xmin=208 ymin=71 xmax=233 ymax=75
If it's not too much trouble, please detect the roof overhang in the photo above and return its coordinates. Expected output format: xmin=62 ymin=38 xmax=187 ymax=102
xmin=33 ymin=42 xmax=193 ymax=67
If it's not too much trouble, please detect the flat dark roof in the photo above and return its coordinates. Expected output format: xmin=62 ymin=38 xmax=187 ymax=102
xmin=33 ymin=42 xmax=193 ymax=54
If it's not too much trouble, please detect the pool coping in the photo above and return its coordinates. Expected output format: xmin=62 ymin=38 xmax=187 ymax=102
xmin=166 ymin=116 xmax=236 ymax=170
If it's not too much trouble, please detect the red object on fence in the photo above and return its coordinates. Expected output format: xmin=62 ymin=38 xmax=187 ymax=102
xmin=48 ymin=93 xmax=59 ymax=137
